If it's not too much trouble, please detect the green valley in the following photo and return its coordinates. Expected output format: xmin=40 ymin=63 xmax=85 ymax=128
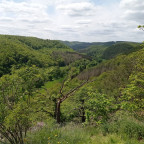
xmin=0 ymin=35 xmax=144 ymax=144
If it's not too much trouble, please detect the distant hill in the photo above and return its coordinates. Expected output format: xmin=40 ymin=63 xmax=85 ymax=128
xmin=61 ymin=41 xmax=93 ymax=50
xmin=61 ymin=41 xmax=117 ymax=51
xmin=61 ymin=40 xmax=142 ymax=60
xmin=0 ymin=35 xmax=141 ymax=77
xmin=102 ymin=42 xmax=141 ymax=59
xmin=0 ymin=35 xmax=87 ymax=76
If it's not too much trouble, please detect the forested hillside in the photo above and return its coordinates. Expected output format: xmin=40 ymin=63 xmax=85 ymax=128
xmin=102 ymin=42 xmax=141 ymax=59
xmin=0 ymin=35 xmax=144 ymax=144
xmin=0 ymin=35 xmax=88 ymax=77
xmin=61 ymin=41 xmax=116 ymax=51
xmin=62 ymin=41 xmax=142 ymax=61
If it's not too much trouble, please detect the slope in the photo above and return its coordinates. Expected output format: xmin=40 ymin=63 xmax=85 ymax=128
xmin=102 ymin=42 xmax=141 ymax=59
xmin=62 ymin=41 xmax=142 ymax=61
xmin=0 ymin=35 xmax=87 ymax=76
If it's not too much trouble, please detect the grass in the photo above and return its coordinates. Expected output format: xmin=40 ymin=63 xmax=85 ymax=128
xmin=26 ymin=122 xmax=90 ymax=144
xmin=45 ymin=78 xmax=64 ymax=88
xmin=1 ymin=117 xmax=143 ymax=144
xmin=25 ymin=118 xmax=144 ymax=144
xmin=38 ymin=78 xmax=64 ymax=95
xmin=101 ymin=113 xmax=144 ymax=141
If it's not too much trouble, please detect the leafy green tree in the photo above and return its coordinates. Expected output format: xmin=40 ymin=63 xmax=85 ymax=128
xmin=121 ymin=72 xmax=144 ymax=112
xmin=0 ymin=66 xmax=46 ymax=143
xmin=85 ymin=90 xmax=114 ymax=125
xmin=74 ymin=88 xmax=89 ymax=122
xmin=12 ymin=65 xmax=45 ymax=103
xmin=0 ymin=74 xmax=31 ymax=144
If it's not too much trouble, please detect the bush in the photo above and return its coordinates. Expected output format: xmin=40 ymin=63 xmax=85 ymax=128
xmin=101 ymin=111 xmax=144 ymax=141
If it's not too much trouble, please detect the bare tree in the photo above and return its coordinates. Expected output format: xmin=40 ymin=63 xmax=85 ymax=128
xmin=55 ymin=78 xmax=89 ymax=123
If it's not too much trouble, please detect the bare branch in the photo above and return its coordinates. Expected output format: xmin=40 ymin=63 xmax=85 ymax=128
xmin=59 ymin=78 xmax=67 ymax=97
xmin=61 ymin=79 xmax=88 ymax=103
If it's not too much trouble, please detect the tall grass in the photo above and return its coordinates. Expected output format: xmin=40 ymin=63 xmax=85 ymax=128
xmin=25 ymin=114 xmax=144 ymax=144
xmin=26 ymin=122 xmax=90 ymax=144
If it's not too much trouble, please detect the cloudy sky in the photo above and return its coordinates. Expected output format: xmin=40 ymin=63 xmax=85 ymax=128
xmin=0 ymin=0 xmax=144 ymax=42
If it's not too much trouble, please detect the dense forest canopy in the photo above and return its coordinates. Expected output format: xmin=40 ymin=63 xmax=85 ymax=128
xmin=0 ymin=35 xmax=144 ymax=144
xmin=0 ymin=35 xmax=88 ymax=77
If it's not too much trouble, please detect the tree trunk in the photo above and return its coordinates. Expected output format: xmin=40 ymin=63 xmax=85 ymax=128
xmin=55 ymin=79 xmax=88 ymax=124
xmin=81 ymin=107 xmax=86 ymax=122
xmin=81 ymin=100 xmax=85 ymax=123
xmin=56 ymin=100 xmax=61 ymax=124
xmin=53 ymin=98 xmax=57 ymax=119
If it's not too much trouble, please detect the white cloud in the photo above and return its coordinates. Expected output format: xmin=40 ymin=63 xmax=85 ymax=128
xmin=0 ymin=0 xmax=143 ymax=42
xmin=120 ymin=0 xmax=144 ymax=10
xmin=76 ymin=20 xmax=92 ymax=24
xmin=56 ymin=2 xmax=96 ymax=17
xmin=120 ymin=0 xmax=144 ymax=23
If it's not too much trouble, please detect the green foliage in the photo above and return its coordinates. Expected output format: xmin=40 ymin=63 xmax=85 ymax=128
xmin=81 ymin=48 xmax=144 ymax=96
xmin=4 ymin=102 xmax=31 ymax=132
xmin=48 ymin=66 xmax=65 ymax=80
xmin=3 ymin=35 xmax=70 ymax=50
xmin=63 ymin=41 xmax=141 ymax=64
xmin=61 ymin=41 xmax=93 ymax=50
xmin=0 ymin=34 xmax=144 ymax=143
xmin=138 ymin=25 xmax=144 ymax=31
xmin=102 ymin=111 xmax=144 ymax=141
xmin=121 ymin=72 xmax=144 ymax=112
xmin=85 ymin=91 xmax=115 ymax=124
xmin=13 ymin=65 xmax=46 ymax=89
xmin=102 ymin=42 xmax=141 ymax=60
xmin=0 ymin=35 xmax=74 ymax=77
xmin=79 ymin=45 xmax=107 ymax=60
xmin=26 ymin=122 xmax=91 ymax=144
xmin=26 ymin=120 xmax=144 ymax=144
xmin=62 ymin=41 xmax=116 ymax=51
xmin=0 ymin=66 xmax=47 ymax=143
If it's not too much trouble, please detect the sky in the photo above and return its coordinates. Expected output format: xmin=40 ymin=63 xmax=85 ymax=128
xmin=0 ymin=0 xmax=144 ymax=42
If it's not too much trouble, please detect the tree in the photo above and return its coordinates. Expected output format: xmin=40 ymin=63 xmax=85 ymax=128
xmin=121 ymin=72 xmax=144 ymax=112
xmin=138 ymin=25 xmax=144 ymax=31
xmin=85 ymin=90 xmax=114 ymax=125
xmin=0 ymin=74 xmax=32 ymax=144
xmin=0 ymin=66 xmax=45 ymax=143
xmin=55 ymin=78 xmax=88 ymax=123
xmin=74 ymin=88 xmax=89 ymax=123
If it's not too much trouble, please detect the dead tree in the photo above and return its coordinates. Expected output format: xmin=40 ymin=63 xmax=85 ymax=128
xmin=55 ymin=79 xmax=89 ymax=123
